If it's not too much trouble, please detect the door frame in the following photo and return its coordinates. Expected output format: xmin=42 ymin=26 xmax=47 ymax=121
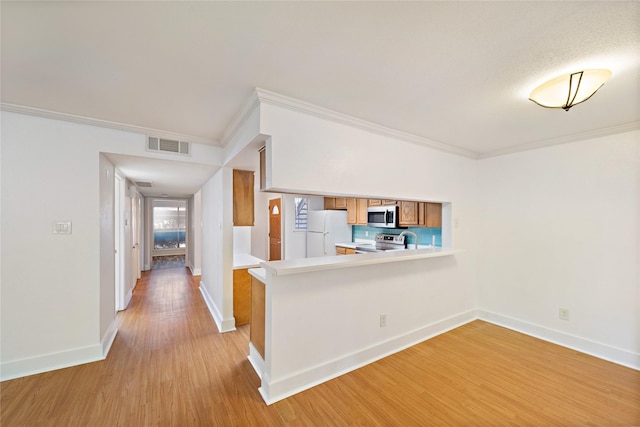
xmin=114 ymin=173 xmax=126 ymax=311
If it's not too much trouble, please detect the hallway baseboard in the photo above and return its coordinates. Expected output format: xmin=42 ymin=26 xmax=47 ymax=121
xmin=199 ymin=280 xmax=236 ymax=333
xmin=0 ymin=344 xmax=104 ymax=382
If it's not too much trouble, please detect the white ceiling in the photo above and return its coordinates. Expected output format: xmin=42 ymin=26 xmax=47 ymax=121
xmin=2 ymin=1 xmax=639 ymax=195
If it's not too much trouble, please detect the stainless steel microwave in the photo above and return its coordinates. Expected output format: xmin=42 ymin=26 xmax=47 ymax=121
xmin=367 ymin=205 xmax=398 ymax=228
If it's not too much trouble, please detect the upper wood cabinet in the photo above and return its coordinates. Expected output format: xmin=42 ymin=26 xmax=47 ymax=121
xmin=424 ymin=202 xmax=442 ymax=228
xmin=334 ymin=197 xmax=347 ymax=209
xmin=346 ymin=198 xmax=357 ymax=223
xmin=233 ymin=169 xmax=254 ymax=226
xmin=347 ymin=198 xmax=368 ymax=225
xmin=356 ymin=198 xmax=368 ymax=225
xmin=399 ymin=201 xmax=443 ymax=228
xmin=324 ymin=197 xmax=336 ymax=209
xmin=324 ymin=197 xmax=348 ymax=210
xmin=398 ymin=201 xmax=419 ymax=226
xmin=368 ymin=199 xmax=382 ymax=206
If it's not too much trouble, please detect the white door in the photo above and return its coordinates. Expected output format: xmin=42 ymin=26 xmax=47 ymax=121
xmin=131 ymin=191 xmax=141 ymax=283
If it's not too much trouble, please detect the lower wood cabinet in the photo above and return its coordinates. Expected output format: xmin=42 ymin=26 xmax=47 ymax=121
xmin=250 ymin=276 xmax=266 ymax=359
xmin=233 ymin=269 xmax=251 ymax=325
xmin=336 ymin=245 xmax=356 ymax=255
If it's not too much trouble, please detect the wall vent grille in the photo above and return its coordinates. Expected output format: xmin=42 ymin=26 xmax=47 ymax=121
xmin=135 ymin=181 xmax=153 ymax=188
xmin=147 ymin=136 xmax=190 ymax=155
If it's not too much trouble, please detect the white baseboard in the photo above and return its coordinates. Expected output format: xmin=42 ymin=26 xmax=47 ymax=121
xmin=0 ymin=343 xmax=104 ymax=382
xmin=477 ymin=310 xmax=640 ymax=371
xmin=189 ymin=265 xmax=201 ymax=276
xmin=260 ymin=309 xmax=477 ymax=405
xmin=248 ymin=342 xmax=264 ymax=380
xmin=101 ymin=320 xmax=119 ymax=357
xmin=198 ymin=280 xmax=236 ymax=333
xmin=124 ymin=287 xmax=133 ymax=309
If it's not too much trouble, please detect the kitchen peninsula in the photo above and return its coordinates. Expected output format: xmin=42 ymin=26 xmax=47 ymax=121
xmin=247 ymin=246 xmax=465 ymax=405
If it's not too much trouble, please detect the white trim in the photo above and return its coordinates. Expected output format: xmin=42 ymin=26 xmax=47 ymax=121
xmin=221 ymin=89 xmax=260 ymax=146
xmin=198 ymin=280 xmax=236 ymax=333
xmin=188 ymin=265 xmax=201 ymax=276
xmin=254 ymin=88 xmax=480 ymax=159
xmin=0 ymin=344 xmax=104 ymax=382
xmin=477 ymin=121 xmax=640 ymax=159
xmin=247 ymin=342 xmax=265 ymax=380
xmin=477 ymin=310 xmax=640 ymax=371
xmin=101 ymin=320 xmax=119 ymax=357
xmin=0 ymin=103 xmax=220 ymax=146
xmin=259 ymin=309 xmax=477 ymax=405
xmin=124 ymin=287 xmax=133 ymax=309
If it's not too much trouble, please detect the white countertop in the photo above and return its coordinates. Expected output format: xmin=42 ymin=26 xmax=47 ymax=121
xmin=233 ymin=253 xmax=264 ymax=270
xmin=248 ymin=267 xmax=266 ymax=282
xmin=261 ymin=247 xmax=460 ymax=276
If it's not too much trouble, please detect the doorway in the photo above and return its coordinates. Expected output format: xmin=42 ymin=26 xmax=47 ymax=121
xmin=151 ymin=199 xmax=187 ymax=269
xmin=269 ymin=198 xmax=282 ymax=261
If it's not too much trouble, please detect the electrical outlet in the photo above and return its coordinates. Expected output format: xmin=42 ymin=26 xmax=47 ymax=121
xmin=379 ymin=314 xmax=387 ymax=327
xmin=559 ymin=308 xmax=569 ymax=321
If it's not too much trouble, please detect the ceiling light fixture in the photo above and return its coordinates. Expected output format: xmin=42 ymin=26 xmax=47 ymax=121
xmin=529 ymin=69 xmax=612 ymax=111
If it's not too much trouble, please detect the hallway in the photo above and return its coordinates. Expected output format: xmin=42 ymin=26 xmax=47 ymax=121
xmin=1 ymin=267 xmax=279 ymax=426
xmin=2 ymin=267 xmax=639 ymax=426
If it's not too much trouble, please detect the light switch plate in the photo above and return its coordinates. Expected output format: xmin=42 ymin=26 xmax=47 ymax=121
xmin=53 ymin=221 xmax=72 ymax=234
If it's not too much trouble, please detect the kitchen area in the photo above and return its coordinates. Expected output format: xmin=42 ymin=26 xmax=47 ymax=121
xmin=228 ymin=167 xmax=458 ymax=404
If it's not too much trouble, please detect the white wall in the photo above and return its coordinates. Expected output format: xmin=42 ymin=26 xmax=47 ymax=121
xmin=0 ymin=111 xmax=221 ymax=380
xmin=250 ymin=102 xmax=479 ymax=401
xmin=188 ymin=191 xmax=202 ymax=275
xmin=477 ymin=131 xmax=640 ymax=368
xmin=259 ymin=103 xmax=477 ymax=251
xmin=1 ymin=114 xmax=119 ymax=379
xmin=262 ymin=254 xmax=475 ymax=403
xmin=200 ymin=167 xmax=235 ymax=332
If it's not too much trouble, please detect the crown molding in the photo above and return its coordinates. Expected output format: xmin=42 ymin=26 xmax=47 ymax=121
xmin=478 ymin=121 xmax=640 ymax=159
xmin=253 ymin=88 xmax=481 ymax=159
xmin=220 ymin=89 xmax=261 ymax=146
xmin=0 ymin=103 xmax=220 ymax=146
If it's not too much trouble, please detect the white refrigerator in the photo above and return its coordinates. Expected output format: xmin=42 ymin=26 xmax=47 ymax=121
xmin=306 ymin=210 xmax=352 ymax=257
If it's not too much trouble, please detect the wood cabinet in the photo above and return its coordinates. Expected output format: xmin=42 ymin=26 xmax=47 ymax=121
xmin=324 ymin=197 xmax=348 ymax=210
xmin=335 ymin=197 xmax=347 ymax=209
xmin=424 ymin=202 xmax=443 ymax=228
xmin=346 ymin=198 xmax=357 ymax=223
xmin=368 ymin=199 xmax=382 ymax=206
xmin=398 ymin=201 xmax=443 ymax=228
xmin=398 ymin=201 xmax=420 ymax=226
xmin=356 ymin=198 xmax=368 ymax=225
xmin=233 ymin=169 xmax=254 ymax=226
xmin=347 ymin=198 xmax=369 ymax=225
xmin=336 ymin=245 xmax=356 ymax=255
xmin=233 ymin=269 xmax=251 ymax=326
xmin=250 ymin=276 xmax=265 ymax=359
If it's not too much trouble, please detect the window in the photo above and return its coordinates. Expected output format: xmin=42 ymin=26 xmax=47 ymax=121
xmin=294 ymin=197 xmax=308 ymax=231
xmin=153 ymin=200 xmax=186 ymax=249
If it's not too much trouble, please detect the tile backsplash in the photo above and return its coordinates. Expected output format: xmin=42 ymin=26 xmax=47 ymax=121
xmin=352 ymin=226 xmax=442 ymax=247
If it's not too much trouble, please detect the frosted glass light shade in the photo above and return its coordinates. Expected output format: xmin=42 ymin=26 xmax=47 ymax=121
xmin=529 ymin=69 xmax=612 ymax=111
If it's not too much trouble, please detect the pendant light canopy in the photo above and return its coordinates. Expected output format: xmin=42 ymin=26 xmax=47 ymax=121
xmin=529 ymin=69 xmax=612 ymax=111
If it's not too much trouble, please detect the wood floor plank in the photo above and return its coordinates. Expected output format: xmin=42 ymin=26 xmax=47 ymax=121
xmin=2 ymin=267 xmax=639 ymax=426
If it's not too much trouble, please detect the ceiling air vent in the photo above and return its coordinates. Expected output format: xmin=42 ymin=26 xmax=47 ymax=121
xmin=135 ymin=181 xmax=153 ymax=188
xmin=147 ymin=136 xmax=190 ymax=156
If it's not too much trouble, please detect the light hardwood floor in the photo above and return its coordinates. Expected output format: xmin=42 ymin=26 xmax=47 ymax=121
xmin=2 ymin=267 xmax=639 ymax=426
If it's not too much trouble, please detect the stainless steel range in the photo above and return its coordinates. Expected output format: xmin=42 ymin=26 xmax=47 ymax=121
xmin=355 ymin=233 xmax=406 ymax=254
